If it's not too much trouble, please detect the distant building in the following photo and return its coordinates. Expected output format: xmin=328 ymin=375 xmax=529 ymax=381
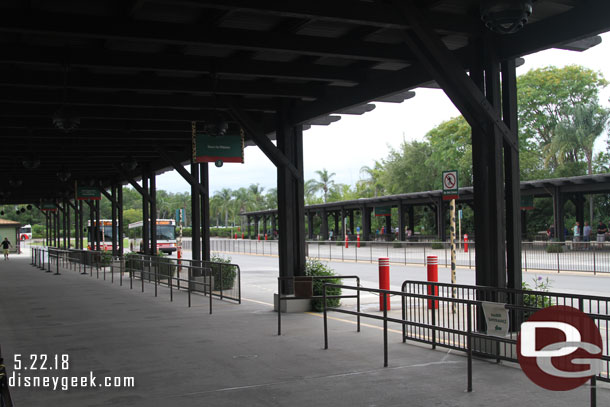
xmin=0 ymin=219 xmax=21 ymax=253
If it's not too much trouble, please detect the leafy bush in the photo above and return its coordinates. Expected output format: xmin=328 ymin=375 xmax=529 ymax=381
xmin=124 ymin=252 xmax=140 ymax=271
xmin=545 ymin=244 xmax=563 ymax=253
xmin=305 ymin=259 xmax=341 ymax=311
xmin=100 ymin=251 xmax=113 ymax=267
xmin=431 ymin=242 xmax=444 ymax=250
xmin=522 ymin=276 xmax=553 ymax=309
xmin=208 ymin=254 xmax=237 ymax=291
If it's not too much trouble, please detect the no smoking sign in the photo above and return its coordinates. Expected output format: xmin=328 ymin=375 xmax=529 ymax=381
xmin=442 ymin=170 xmax=459 ymax=200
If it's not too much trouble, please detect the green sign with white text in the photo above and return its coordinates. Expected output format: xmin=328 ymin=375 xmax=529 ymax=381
xmin=77 ymin=187 xmax=101 ymax=201
xmin=194 ymin=133 xmax=244 ymax=164
xmin=375 ymin=206 xmax=391 ymax=217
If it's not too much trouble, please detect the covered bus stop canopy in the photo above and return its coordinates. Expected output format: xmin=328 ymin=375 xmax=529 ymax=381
xmin=243 ymin=173 xmax=610 ymax=242
xmin=1 ymin=0 xmax=609 ymax=292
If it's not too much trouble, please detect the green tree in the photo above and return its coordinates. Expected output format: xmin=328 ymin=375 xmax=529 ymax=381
xmin=517 ymin=65 xmax=608 ymax=177
xmin=311 ymin=169 xmax=336 ymax=203
xmin=359 ymin=163 xmax=385 ymax=197
xmin=425 ymin=116 xmax=473 ymax=187
xmin=379 ymin=140 xmax=436 ymax=194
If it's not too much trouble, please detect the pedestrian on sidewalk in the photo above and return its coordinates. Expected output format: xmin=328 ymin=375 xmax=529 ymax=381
xmin=2 ymin=237 xmax=12 ymax=260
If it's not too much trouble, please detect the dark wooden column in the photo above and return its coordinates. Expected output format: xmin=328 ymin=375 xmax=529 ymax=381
xmin=200 ymin=164 xmax=211 ymax=261
xmin=334 ymin=211 xmax=340 ymax=236
xmin=502 ymin=58 xmax=522 ymax=291
xmin=66 ymin=201 xmax=71 ymax=249
xmin=276 ymin=106 xmax=306 ymax=293
xmin=436 ymin=199 xmax=447 ymax=241
xmin=320 ymin=209 xmax=328 ymax=240
xmin=191 ymin=160 xmax=201 ymax=262
xmin=361 ymin=206 xmax=371 ymax=241
xmin=142 ymin=173 xmax=150 ymax=254
xmin=79 ymin=201 xmax=84 ymax=249
xmin=95 ymin=199 xmax=101 ymax=251
xmin=398 ymin=204 xmax=405 ymax=241
xmin=471 ymin=35 xmax=506 ymax=288
xmin=408 ymin=206 xmax=415 ymax=234
xmin=111 ymin=185 xmax=118 ymax=256
xmin=385 ymin=213 xmax=392 ymax=238
xmin=150 ymin=169 xmax=157 ymax=255
xmin=348 ymin=210 xmax=354 ymax=234
xmin=118 ymin=185 xmax=124 ymax=255
xmin=307 ymin=212 xmax=315 ymax=240
xmin=573 ymin=194 xmax=585 ymax=231
xmin=553 ymin=187 xmax=566 ymax=241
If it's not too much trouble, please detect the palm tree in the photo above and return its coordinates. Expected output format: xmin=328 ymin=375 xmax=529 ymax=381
xmin=214 ymin=188 xmax=234 ymax=227
xmin=359 ymin=163 xmax=384 ymax=197
xmin=552 ymin=102 xmax=610 ymax=222
xmin=311 ymin=169 xmax=336 ymax=203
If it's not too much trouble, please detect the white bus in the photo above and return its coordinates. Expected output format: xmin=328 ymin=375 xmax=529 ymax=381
xmin=128 ymin=219 xmax=177 ymax=254
xmin=18 ymin=224 xmax=32 ymax=241
xmin=87 ymin=220 xmax=118 ymax=251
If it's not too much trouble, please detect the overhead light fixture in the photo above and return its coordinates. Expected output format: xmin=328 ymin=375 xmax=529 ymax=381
xmin=53 ymin=105 xmax=80 ymax=132
xmin=121 ymin=157 xmax=138 ymax=171
xmin=203 ymin=119 xmax=229 ymax=137
xmin=480 ymin=0 xmax=533 ymax=34
xmin=9 ymin=178 xmax=23 ymax=188
xmin=22 ymin=157 xmax=41 ymax=170
xmin=27 ymin=204 xmax=32 ymax=210
xmin=56 ymin=169 xmax=71 ymax=183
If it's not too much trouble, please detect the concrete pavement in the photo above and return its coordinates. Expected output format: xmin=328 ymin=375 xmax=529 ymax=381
xmin=0 ymin=251 xmax=608 ymax=406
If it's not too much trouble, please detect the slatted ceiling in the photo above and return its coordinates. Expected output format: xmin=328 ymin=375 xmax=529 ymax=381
xmin=104 ymin=39 xmax=167 ymax=54
xmin=295 ymin=20 xmax=357 ymax=38
xmin=314 ymin=56 xmax=354 ymax=67
xmin=251 ymin=50 xmax=302 ymax=63
xmin=442 ymin=35 xmax=469 ymax=51
xmin=217 ymin=11 xmax=283 ymax=32
xmin=133 ymin=3 xmax=203 ymax=24
xmin=35 ymin=0 xmax=111 ymax=16
xmin=527 ymin=1 xmax=575 ymax=23
xmin=181 ymin=44 xmax=236 ymax=58
xmin=370 ymin=61 xmax=411 ymax=71
xmin=364 ymin=28 xmax=405 ymax=44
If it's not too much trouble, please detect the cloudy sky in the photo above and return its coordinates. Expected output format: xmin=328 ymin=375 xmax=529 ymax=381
xmin=155 ymin=32 xmax=610 ymax=196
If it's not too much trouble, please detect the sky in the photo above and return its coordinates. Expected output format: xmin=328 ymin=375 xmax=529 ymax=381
xmin=155 ymin=32 xmax=610 ymax=196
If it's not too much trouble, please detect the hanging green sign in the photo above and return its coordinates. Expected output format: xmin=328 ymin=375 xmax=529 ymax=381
xmin=520 ymin=195 xmax=534 ymax=210
xmin=193 ymin=131 xmax=244 ymax=164
xmin=41 ymin=203 xmax=58 ymax=211
xmin=374 ymin=206 xmax=391 ymax=217
xmin=77 ymin=187 xmax=101 ymax=201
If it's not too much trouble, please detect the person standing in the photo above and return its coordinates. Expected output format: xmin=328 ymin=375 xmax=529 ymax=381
xmin=573 ymin=222 xmax=581 ymax=249
xmin=597 ymin=220 xmax=607 ymax=247
xmin=1 ymin=237 xmax=12 ymax=260
xmin=583 ymin=221 xmax=592 ymax=249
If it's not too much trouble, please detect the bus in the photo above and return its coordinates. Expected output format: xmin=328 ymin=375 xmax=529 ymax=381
xmin=87 ymin=220 xmax=118 ymax=251
xmin=18 ymin=224 xmax=32 ymax=241
xmin=128 ymin=219 xmax=177 ymax=254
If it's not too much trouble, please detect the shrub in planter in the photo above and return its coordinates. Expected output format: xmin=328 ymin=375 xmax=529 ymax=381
xmin=124 ymin=252 xmax=140 ymax=271
xmin=209 ymin=254 xmax=237 ymax=291
xmin=100 ymin=251 xmax=113 ymax=267
xmin=306 ymin=259 xmax=341 ymax=311
xmin=545 ymin=244 xmax=563 ymax=253
xmin=522 ymin=276 xmax=553 ymax=313
xmin=431 ymin=242 xmax=444 ymax=250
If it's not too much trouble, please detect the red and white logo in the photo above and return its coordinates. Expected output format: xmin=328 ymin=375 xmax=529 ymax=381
xmin=517 ymin=305 xmax=603 ymax=391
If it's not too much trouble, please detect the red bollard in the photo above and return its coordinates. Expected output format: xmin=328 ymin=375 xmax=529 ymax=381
xmin=427 ymin=255 xmax=439 ymax=310
xmin=345 ymin=234 xmax=349 ymax=248
xmin=234 ymin=233 xmax=237 ymax=239
xmin=357 ymin=234 xmax=361 ymax=248
xmin=378 ymin=257 xmax=390 ymax=311
xmin=265 ymin=233 xmax=268 ymax=241
xmin=257 ymin=234 xmax=260 ymax=241
xmin=464 ymin=234 xmax=469 ymax=253
xmin=242 ymin=233 xmax=244 ymax=239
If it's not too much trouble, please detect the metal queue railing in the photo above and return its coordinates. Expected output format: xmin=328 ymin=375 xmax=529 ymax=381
xmin=212 ymin=238 xmax=610 ymax=274
xmin=321 ymin=283 xmax=604 ymax=406
xmin=30 ymin=248 xmax=243 ymax=312
xmin=400 ymin=280 xmax=610 ymax=383
xmin=276 ymin=275 xmax=360 ymax=336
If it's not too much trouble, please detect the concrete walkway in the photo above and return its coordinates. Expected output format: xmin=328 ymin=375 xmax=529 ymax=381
xmin=0 ymin=253 xmax=608 ymax=406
